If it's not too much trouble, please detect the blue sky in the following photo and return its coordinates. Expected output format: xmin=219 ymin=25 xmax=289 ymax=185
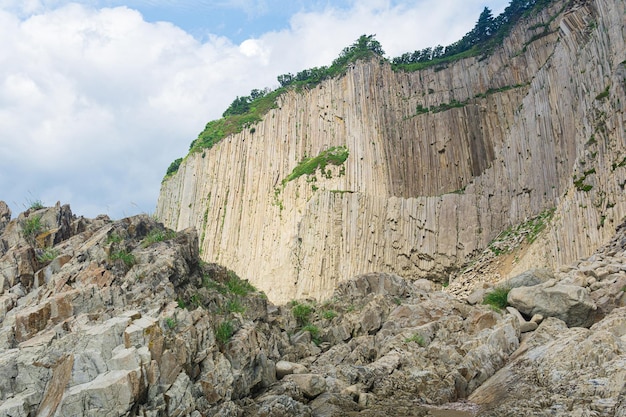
xmin=0 ymin=0 xmax=510 ymax=219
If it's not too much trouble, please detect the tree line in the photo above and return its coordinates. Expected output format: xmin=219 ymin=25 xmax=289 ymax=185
xmin=392 ymin=0 xmax=554 ymax=66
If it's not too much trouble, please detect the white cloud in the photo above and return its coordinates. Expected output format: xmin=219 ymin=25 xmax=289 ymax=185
xmin=0 ymin=0 xmax=509 ymax=219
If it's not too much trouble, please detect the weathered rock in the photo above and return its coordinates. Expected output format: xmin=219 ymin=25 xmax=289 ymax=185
xmin=0 ymin=201 xmax=10 ymax=235
xmin=282 ymin=374 xmax=327 ymax=399
xmin=275 ymin=360 xmax=308 ymax=379
xmin=470 ymin=309 xmax=626 ymax=416
xmin=504 ymin=268 xmax=554 ymax=289
xmin=506 ymin=306 xmax=538 ymax=333
xmin=508 ymin=282 xmax=597 ymax=327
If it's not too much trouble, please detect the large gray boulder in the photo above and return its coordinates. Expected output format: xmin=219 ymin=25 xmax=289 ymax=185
xmin=508 ymin=281 xmax=597 ymax=327
xmin=504 ymin=268 xmax=554 ymax=289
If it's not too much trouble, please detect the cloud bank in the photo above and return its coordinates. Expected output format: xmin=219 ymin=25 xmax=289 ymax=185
xmin=0 ymin=0 xmax=508 ymax=218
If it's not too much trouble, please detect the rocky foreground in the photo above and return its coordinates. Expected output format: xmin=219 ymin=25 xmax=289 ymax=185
xmin=0 ymin=201 xmax=624 ymax=416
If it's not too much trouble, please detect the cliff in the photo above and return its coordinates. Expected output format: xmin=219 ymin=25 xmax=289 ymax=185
xmin=157 ymin=0 xmax=626 ymax=304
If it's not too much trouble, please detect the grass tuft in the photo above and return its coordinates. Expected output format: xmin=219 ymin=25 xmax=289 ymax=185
xmin=215 ymin=320 xmax=234 ymax=344
xmin=483 ymin=287 xmax=510 ymax=310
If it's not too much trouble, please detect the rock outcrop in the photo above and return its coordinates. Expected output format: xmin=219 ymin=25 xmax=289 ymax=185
xmin=0 ymin=201 xmax=624 ymax=416
xmin=157 ymin=0 xmax=626 ymax=303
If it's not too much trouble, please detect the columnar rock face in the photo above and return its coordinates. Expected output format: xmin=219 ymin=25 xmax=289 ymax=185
xmin=157 ymin=0 xmax=626 ymax=303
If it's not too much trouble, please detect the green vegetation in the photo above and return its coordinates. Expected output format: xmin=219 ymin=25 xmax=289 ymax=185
xmin=488 ymin=207 xmax=555 ymax=254
xmin=291 ymin=301 xmax=314 ymax=326
xmin=483 ymin=287 xmax=510 ymax=310
xmin=282 ymin=146 xmax=349 ymax=185
xmin=573 ymin=168 xmax=596 ymax=192
xmin=28 ymin=199 xmax=45 ymax=210
xmin=392 ymin=0 xmax=556 ymax=72
xmin=404 ymin=333 xmax=427 ymax=346
xmin=203 ymin=275 xmax=228 ymax=294
xmin=322 ymin=310 xmax=337 ymax=320
xmin=141 ymin=228 xmax=177 ymax=248
xmin=302 ymin=324 xmax=321 ymax=345
xmin=215 ymin=320 xmax=235 ymax=344
xmin=595 ymin=85 xmax=610 ymax=100
xmin=165 ymin=317 xmax=177 ymax=329
xmin=226 ymin=271 xmax=256 ymax=296
xmin=277 ymin=34 xmax=384 ymax=90
xmin=430 ymin=98 xmax=469 ymax=113
xmin=109 ymin=249 xmax=136 ymax=269
xmin=612 ymin=156 xmax=626 ymax=171
xmin=526 ymin=208 xmax=556 ymax=243
xmin=189 ymin=88 xmax=284 ymax=153
xmin=227 ymin=299 xmax=245 ymax=314
xmin=165 ymin=157 xmax=183 ymax=177
xmin=106 ymin=233 xmax=123 ymax=244
xmin=37 ymin=247 xmax=59 ymax=263
xmin=164 ymin=0 xmax=558 ymax=180
xmin=21 ymin=215 xmax=46 ymax=243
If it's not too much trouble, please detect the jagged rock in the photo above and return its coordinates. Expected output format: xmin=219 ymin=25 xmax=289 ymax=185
xmin=508 ymin=281 xmax=597 ymax=327
xmin=470 ymin=309 xmax=626 ymax=416
xmin=0 ymin=201 xmax=10 ymax=235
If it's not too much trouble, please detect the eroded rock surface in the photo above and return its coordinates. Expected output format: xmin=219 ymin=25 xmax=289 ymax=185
xmin=1 ymin=201 xmax=624 ymax=416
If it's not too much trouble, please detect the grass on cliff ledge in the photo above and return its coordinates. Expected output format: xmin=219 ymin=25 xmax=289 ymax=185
xmin=282 ymin=146 xmax=349 ymax=186
xmin=188 ymin=89 xmax=284 ymax=154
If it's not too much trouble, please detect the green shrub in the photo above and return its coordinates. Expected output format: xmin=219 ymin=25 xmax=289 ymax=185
xmin=292 ymin=302 xmax=314 ymax=325
xmin=109 ymin=249 xmax=136 ymax=268
xmin=165 ymin=157 xmax=183 ymax=176
xmin=302 ymin=324 xmax=321 ymax=345
xmin=37 ymin=247 xmax=59 ymax=263
xmin=216 ymin=320 xmax=234 ymax=344
xmin=165 ymin=317 xmax=177 ymax=329
xmin=21 ymin=215 xmax=45 ymax=241
xmin=483 ymin=287 xmax=510 ymax=310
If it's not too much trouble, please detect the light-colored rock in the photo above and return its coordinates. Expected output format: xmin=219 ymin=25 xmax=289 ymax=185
xmin=508 ymin=283 xmax=597 ymax=327
xmin=283 ymin=374 xmax=327 ymax=399
xmin=156 ymin=0 xmax=626 ymax=304
xmin=504 ymin=268 xmax=554 ymax=289
xmin=506 ymin=306 xmax=538 ymax=333
xmin=275 ymin=360 xmax=308 ymax=379
xmin=55 ymin=369 xmax=143 ymax=417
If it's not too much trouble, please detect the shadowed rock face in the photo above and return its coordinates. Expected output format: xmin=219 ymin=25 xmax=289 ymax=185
xmin=157 ymin=0 xmax=626 ymax=304
xmin=0 ymin=201 xmax=624 ymax=416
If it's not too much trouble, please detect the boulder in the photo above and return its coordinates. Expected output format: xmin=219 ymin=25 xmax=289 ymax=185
xmin=504 ymin=268 xmax=554 ymax=289
xmin=508 ymin=281 xmax=597 ymax=328
xmin=283 ymin=374 xmax=327 ymax=399
xmin=276 ymin=360 xmax=308 ymax=379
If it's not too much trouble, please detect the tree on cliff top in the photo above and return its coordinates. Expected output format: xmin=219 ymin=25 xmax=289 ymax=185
xmin=277 ymin=34 xmax=384 ymax=89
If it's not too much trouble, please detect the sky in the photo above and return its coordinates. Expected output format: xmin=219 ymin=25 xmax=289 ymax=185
xmin=0 ymin=0 xmax=510 ymax=220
